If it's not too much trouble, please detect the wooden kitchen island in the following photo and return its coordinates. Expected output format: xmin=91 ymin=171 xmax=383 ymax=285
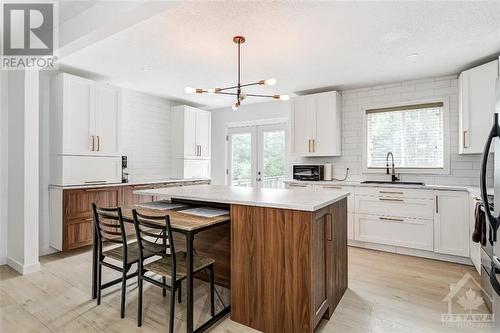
xmin=135 ymin=185 xmax=349 ymax=333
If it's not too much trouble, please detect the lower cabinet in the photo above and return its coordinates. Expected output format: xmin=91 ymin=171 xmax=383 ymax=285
xmin=354 ymin=214 xmax=434 ymax=251
xmin=49 ymin=180 xmax=211 ymax=251
xmin=433 ymin=190 xmax=470 ymax=257
xmin=54 ymin=186 xmax=121 ymax=251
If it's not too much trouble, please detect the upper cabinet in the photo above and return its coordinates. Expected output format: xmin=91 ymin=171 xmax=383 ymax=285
xmin=171 ymin=105 xmax=211 ymax=160
xmin=51 ymin=73 xmax=122 ymax=157
xmin=459 ymin=60 xmax=499 ymax=154
xmin=291 ymin=91 xmax=342 ymax=156
xmin=170 ymin=105 xmax=211 ymax=179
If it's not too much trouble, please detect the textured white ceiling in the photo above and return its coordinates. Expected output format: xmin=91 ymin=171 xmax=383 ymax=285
xmin=59 ymin=1 xmax=500 ymax=109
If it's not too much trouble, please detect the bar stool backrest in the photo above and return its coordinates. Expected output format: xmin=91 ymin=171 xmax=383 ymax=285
xmin=132 ymin=210 xmax=176 ymax=279
xmin=92 ymin=203 xmax=128 ymax=259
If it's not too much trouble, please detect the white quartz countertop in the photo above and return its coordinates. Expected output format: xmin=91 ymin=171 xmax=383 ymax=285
xmin=284 ymin=179 xmax=494 ymax=195
xmin=48 ymin=178 xmax=210 ymax=189
xmin=135 ymin=185 xmax=350 ymax=212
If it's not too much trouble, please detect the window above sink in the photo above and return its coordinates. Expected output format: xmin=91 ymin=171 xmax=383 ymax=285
xmin=362 ymin=98 xmax=450 ymax=175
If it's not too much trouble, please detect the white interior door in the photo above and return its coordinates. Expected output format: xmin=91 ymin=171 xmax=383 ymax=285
xmin=227 ymin=122 xmax=288 ymax=189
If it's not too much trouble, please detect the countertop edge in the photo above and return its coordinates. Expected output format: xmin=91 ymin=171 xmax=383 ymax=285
xmin=48 ymin=178 xmax=211 ymax=190
xmin=134 ymin=188 xmax=350 ymax=212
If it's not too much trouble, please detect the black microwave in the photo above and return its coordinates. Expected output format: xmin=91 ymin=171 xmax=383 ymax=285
xmin=293 ymin=165 xmax=324 ymax=181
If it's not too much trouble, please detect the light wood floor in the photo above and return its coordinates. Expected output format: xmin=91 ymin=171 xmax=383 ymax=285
xmin=0 ymin=246 xmax=496 ymax=333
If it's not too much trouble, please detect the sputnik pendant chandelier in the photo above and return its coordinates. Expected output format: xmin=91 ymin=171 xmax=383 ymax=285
xmin=184 ymin=36 xmax=289 ymax=111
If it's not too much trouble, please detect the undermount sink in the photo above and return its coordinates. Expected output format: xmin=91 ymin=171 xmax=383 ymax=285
xmin=360 ymin=180 xmax=426 ymax=186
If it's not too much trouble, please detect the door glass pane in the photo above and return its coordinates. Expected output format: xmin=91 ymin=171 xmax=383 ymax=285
xmin=261 ymin=130 xmax=286 ymax=189
xmin=231 ymin=133 xmax=252 ymax=187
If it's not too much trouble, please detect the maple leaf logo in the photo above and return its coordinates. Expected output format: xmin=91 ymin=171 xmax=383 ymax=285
xmin=457 ymin=289 xmax=484 ymax=313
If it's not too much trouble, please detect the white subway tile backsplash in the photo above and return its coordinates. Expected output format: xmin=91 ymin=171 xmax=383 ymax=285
xmin=301 ymin=75 xmax=493 ymax=187
xmin=121 ymin=89 xmax=172 ymax=181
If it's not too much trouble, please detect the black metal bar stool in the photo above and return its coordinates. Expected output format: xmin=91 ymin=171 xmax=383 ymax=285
xmin=132 ymin=209 xmax=216 ymax=333
xmin=92 ymin=204 xmax=153 ymax=318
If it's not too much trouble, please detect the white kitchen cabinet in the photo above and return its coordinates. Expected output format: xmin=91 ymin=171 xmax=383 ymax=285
xmin=469 ymin=196 xmax=481 ymax=273
xmin=51 ymin=73 xmax=122 ymax=157
xmin=50 ymin=155 xmax=121 ymax=186
xmin=172 ymin=105 xmax=211 ymax=160
xmin=434 ymin=190 xmax=470 ymax=257
xmin=354 ymin=213 xmax=434 ymax=251
xmin=170 ymin=105 xmax=211 ymax=179
xmin=196 ymin=110 xmax=211 ymax=158
xmin=459 ymin=60 xmax=499 ymax=154
xmin=95 ymin=84 xmax=121 ymax=156
xmin=291 ymin=91 xmax=342 ymax=157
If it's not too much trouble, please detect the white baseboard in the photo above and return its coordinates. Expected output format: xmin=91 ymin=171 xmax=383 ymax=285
xmin=6 ymin=257 xmax=40 ymax=275
xmin=40 ymin=246 xmax=58 ymax=256
xmin=348 ymin=240 xmax=473 ymax=266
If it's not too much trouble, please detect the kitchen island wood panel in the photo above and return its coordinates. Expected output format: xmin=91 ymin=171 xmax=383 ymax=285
xmin=230 ymin=199 xmax=348 ymax=333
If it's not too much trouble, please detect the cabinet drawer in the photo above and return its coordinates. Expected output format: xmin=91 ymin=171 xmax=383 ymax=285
xmin=286 ymin=182 xmax=314 ymax=190
xmin=354 ymin=186 xmax=433 ymax=200
xmin=354 ymin=214 xmax=433 ymax=251
xmin=315 ymin=185 xmax=354 ymax=212
xmin=54 ymin=155 xmax=121 ymax=186
xmin=355 ymin=195 xmax=434 ymax=220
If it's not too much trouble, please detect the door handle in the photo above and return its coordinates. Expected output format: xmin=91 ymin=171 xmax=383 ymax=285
xmin=308 ymin=139 xmax=311 ymax=153
xmin=313 ymin=139 xmax=316 ymax=152
xmin=435 ymin=195 xmax=439 ymax=214
xmin=481 ymin=113 xmax=500 ymax=241
xmin=379 ymin=198 xmax=404 ymax=202
xmin=91 ymin=136 xmax=95 ymax=151
xmin=379 ymin=216 xmax=404 ymax=222
xmin=96 ymin=135 xmax=100 ymax=151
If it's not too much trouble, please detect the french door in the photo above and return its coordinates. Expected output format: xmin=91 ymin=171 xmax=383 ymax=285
xmin=227 ymin=123 xmax=288 ymax=188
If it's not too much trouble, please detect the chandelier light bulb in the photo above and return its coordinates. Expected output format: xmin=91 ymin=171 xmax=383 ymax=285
xmin=207 ymin=88 xmax=216 ymax=94
xmin=264 ymin=78 xmax=277 ymax=86
xmin=232 ymin=103 xmax=239 ymax=111
xmin=279 ymin=95 xmax=290 ymax=101
xmin=184 ymin=87 xmax=196 ymax=94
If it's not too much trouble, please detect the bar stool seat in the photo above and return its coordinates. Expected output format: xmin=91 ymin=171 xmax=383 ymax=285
xmin=144 ymin=251 xmax=215 ymax=281
xmin=103 ymin=242 xmax=140 ymax=264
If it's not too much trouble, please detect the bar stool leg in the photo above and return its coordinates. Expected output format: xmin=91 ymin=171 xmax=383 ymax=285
xmin=210 ymin=264 xmax=215 ymax=317
xmin=120 ymin=265 xmax=127 ymax=318
xmin=162 ymin=277 xmax=166 ymax=297
xmin=97 ymin=261 xmax=102 ymax=305
xmin=137 ymin=275 xmax=143 ymax=327
xmin=169 ymin=288 xmax=176 ymax=333
xmin=178 ymin=282 xmax=182 ymax=303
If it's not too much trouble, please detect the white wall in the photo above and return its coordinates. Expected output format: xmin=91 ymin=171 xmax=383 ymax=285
xmin=0 ymin=71 xmax=8 ymax=265
xmin=210 ymin=100 xmax=290 ymax=185
xmin=121 ymin=89 xmax=172 ymax=181
xmin=211 ymin=75 xmax=493 ymax=187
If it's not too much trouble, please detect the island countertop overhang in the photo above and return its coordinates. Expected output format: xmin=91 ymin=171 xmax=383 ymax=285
xmin=134 ymin=184 xmax=350 ymax=212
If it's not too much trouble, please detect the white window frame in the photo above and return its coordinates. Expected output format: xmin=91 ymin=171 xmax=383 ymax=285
xmin=362 ymin=97 xmax=450 ymax=175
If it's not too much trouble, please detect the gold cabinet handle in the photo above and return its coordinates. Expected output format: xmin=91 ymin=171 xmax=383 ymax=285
xmin=323 ymin=185 xmax=342 ymax=190
xmin=379 ymin=198 xmax=404 ymax=202
xmin=435 ymin=195 xmax=439 ymax=213
xmin=96 ymin=135 xmax=100 ymax=151
xmin=463 ymin=130 xmax=469 ymax=149
xmin=91 ymin=135 xmax=95 ymax=151
xmin=313 ymin=139 xmax=316 ymax=152
xmin=379 ymin=216 xmax=404 ymax=222
xmin=308 ymin=139 xmax=311 ymax=153
xmin=379 ymin=191 xmax=403 ymax=195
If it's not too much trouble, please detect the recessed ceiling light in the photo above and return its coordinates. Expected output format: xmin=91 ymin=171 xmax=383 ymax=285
xmin=407 ymin=53 xmax=420 ymax=58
